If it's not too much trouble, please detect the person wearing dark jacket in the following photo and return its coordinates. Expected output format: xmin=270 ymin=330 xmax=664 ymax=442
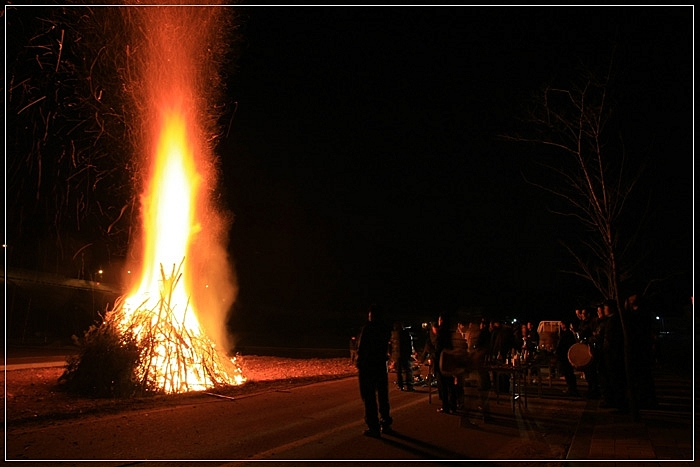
xmin=556 ymin=321 xmax=580 ymax=396
xmin=489 ymin=320 xmax=515 ymax=361
xmin=598 ymin=299 xmax=627 ymax=411
xmin=626 ymin=293 xmax=658 ymax=409
xmin=421 ymin=322 xmax=439 ymax=364
xmin=489 ymin=320 xmax=513 ymax=393
xmin=474 ymin=319 xmax=493 ymax=421
xmin=356 ymin=304 xmax=393 ymax=437
xmin=435 ymin=313 xmax=459 ymax=414
xmin=525 ymin=322 xmax=539 ymax=354
xmin=391 ymin=322 xmax=415 ymax=391
xmin=576 ymin=308 xmax=601 ymax=399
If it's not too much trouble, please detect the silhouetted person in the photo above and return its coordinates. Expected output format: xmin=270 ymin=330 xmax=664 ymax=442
xmin=454 ymin=319 xmax=471 ymax=408
xmin=576 ymin=308 xmax=601 ymax=399
xmin=421 ymin=322 xmax=438 ymax=364
xmin=349 ymin=334 xmax=358 ymax=365
xmin=391 ymin=322 xmax=415 ymax=391
xmin=525 ymin=322 xmax=539 ymax=354
xmin=473 ymin=319 xmax=493 ymax=421
xmin=435 ymin=312 xmax=459 ymax=414
xmin=420 ymin=322 xmax=439 ymax=386
xmin=598 ymin=299 xmax=627 ymax=411
xmin=515 ymin=324 xmax=529 ymax=354
xmin=489 ymin=320 xmax=515 ymax=362
xmin=356 ymin=304 xmax=393 ymax=437
xmin=489 ymin=320 xmax=513 ymax=393
xmin=626 ymin=293 xmax=658 ymax=409
xmin=556 ymin=321 xmax=580 ymax=396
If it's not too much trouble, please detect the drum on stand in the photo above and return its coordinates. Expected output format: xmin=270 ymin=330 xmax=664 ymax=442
xmin=567 ymin=342 xmax=592 ymax=370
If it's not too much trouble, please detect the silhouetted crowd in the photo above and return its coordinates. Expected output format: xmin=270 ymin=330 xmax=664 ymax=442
xmin=353 ymin=293 xmax=659 ymax=436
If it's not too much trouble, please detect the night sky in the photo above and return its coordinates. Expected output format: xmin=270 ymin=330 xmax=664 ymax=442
xmin=5 ymin=6 xmax=693 ymax=343
xmin=220 ymin=6 xmax=693 ymax=331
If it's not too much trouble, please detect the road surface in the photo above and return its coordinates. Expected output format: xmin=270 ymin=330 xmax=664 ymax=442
xmin=6 ymin=375 xmax=581 ymax=463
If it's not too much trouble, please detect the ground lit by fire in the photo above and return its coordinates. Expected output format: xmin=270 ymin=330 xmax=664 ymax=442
xmin=4 ymin=356 xmax=358 ymax=426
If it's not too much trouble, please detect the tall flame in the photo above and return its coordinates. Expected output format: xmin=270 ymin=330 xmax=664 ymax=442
xmin=125 ymin=106 xmax=200 ymax=329
xmin=116 ymin=5 xmax=243 ymax=393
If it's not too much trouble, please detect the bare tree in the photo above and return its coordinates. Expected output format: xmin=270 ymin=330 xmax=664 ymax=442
xmin=502 ymin=59 xmax=646 ymax=419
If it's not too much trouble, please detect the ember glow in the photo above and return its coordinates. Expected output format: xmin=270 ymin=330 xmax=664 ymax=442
xmin=112 ymin=5 xmax=244 ymax=393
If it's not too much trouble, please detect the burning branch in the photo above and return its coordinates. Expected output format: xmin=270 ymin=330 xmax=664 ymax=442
xmin=61 ymin=258 xmax=245 ymax=398
xmin=119 ymin=259 xmax=245 ymax=394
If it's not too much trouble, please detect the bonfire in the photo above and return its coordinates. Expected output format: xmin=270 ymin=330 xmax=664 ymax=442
xmin=115 ymin=261 xmax=245 ymax=394
xmin=61 ymin=6 xmax=245 ymax=397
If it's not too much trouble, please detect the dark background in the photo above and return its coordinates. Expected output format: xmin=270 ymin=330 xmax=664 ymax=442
xmin=4 ymin=6 xmax=693 ymax=349
xmin=221 ymin=6 xmax=693 ymax=344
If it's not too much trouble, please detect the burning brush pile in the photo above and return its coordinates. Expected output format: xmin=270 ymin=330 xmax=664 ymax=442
xmin=60 ymin=6 xmax=247 ymax=399
xmin=60 ymin=262 xmax=245 ymax=398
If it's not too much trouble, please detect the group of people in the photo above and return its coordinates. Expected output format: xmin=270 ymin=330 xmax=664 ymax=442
xmin=354 ymin=294 xmax=658 ymax=437
xmin=355 ymin=306 xmax=549 ymax=435
xmin=557 ymin=296 xmax=659 ymax=412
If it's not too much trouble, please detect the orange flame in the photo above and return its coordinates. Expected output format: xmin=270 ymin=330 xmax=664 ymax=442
xmin=118 ymin=6 xmax=243 ymax=393
xmin=125 ymin=106 xmax=200 ymax=329
xmin=120 ymin=102 xmax=244 ymax=393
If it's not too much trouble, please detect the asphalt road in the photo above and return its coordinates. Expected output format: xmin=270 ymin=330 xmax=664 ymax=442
xmin=6 ymin=372 xmax=585 ymax=463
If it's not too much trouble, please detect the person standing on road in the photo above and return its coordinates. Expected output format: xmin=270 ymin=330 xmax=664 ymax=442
xmin=556 ymin=320 xmax=580 ymax=396
xmin=421 ymin=322 xmax=439 ymax=364
xmin=598 ymin=299 xmax=627 ymax=411
xmin=349 ymin=334 xmax=358 ymax=365
xmin=391 ymin=322 xmax=415 ymax=391
xmin=435 ymin=312 xmax=459 ymax=414
xmin=576 ymin=308 xmax=601 ymax=399
xmin=356 ymin=304 xmax=393 ymax=437
xmin=420 ymin=322 xmax=439 ymax=388
xmin=625 ymin=293 xmax=658 ymax=409
xmin=473 ymin=318 xmax=493 ymax=421
xmin=593 ymin=303 xmax=609 ymax=402
xmin=489 ymin=320 xmax=513 ymax=393
xmin=526 ymin=322 xmax=539 ymax=353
